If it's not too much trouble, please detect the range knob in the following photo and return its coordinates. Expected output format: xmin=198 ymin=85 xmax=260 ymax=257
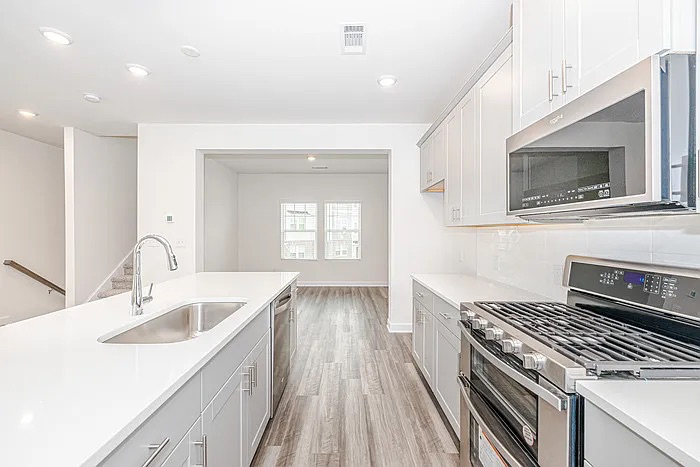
xmin=462 ymin=310 xmax=476 ymax=321
xmin=484 ymin=327 xmax=504 ymax=341
xmin=522 ymin=353 xmax=547 ymax=370
xmin=471 ymin=317 xmax=489 ymax=330
xmin=501 ymin=338 xmax=523 ymax=354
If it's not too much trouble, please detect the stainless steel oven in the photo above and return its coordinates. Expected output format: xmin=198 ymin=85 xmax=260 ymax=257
xmin=506 ymin=53 xmax=696 ymax=221
xmin=459 ymin=321 xmax=579 ymax=467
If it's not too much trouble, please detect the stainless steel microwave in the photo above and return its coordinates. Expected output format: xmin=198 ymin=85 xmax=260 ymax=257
xmin=506 ymin=54 xmax=696 ymax=222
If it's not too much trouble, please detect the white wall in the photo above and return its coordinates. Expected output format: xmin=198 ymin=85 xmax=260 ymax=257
xmin=474 ymin=215 xmax=700 ymax=301
xmin=237 ymin=173 xmax=388 ymax=285
xmin=64 ymin=128 xmax=137 ymax=305
xmin=138 ymin=124 xmax=474 ymax=331
xmin=204 ymin=158 xmax=239 ymax=271
xmin=0 ymin=129 xmax=65 ymax=324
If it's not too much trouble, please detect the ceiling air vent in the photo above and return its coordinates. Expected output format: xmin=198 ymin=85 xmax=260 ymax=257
xmin=341 ymin=24 xmax=366 ymax=54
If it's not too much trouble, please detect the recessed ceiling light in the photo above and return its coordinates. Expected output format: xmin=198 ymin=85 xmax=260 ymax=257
xmin=307 ymin=155 xmax=317 ymax=161
xmin=377 ymin=75 xmax=398 ymax=88
xmin=39 ymin=27 xmax=73 ymax=45
xmin=181 ymin=45 xmax=201 ymax=58
xmin=83 ymin=93 xmax=101 ymax=103
xmin=126 ymin=64 xmax=150 ymax=77
xmin=17 ymin=109 xmax=38 ymax=119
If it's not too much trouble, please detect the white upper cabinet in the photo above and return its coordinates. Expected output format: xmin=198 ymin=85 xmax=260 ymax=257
xmin=432 ymin=124 xmax=446 ymax=187
xmin=475 ymin=47 xmax=520 ymax=225
xmin=444 ymin=107 xmax=462 ymax=226
xmin=459 ymin=90 xmax=477 ymax=225
xmin=419 ymin=0 xmax=695 ymax=225
xmin=514 ymin=0 xmax=696 ymax=132
xmin=567 ymin=0 xmax=665 ymax=98
xmin=419 ymin=137 xmax=432 ymax=191
xmin=513 ymin=0 xmax=563 ymax=129
xmin=419 ymin=123 xmax=447 ymax=192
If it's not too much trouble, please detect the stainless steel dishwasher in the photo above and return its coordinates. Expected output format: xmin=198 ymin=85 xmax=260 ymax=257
xmin=271 ymin=285 xmax=293 ymax=415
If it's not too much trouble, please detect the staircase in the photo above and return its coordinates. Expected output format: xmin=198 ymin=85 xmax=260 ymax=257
xmin=95 ymin=262 xmax=133 ymax=300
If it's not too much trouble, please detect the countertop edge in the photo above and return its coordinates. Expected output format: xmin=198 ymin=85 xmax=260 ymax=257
xmin=81 ymin=273 xmax=299 ymax=466
xmin=410 ymin=274 xmax=462 ymax=309
xmin=410 ymin=273 xmax=546 ymax=309
xmin=576 ymin=381 xmax=700 ymax=467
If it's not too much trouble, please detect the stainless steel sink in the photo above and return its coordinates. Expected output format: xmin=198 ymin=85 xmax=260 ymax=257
xmin=101 ymin=302 xmax=246 ymax=344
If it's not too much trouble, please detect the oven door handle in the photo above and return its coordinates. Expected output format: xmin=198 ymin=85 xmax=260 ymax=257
xmin=459 ymin=374 xmax=526 ymax=467
xmin=463 ymin=327 xmax=568 ymax=411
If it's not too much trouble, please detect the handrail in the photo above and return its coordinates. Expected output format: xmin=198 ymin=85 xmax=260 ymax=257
xmin=3 ymin=260 xmax=65 ymax=296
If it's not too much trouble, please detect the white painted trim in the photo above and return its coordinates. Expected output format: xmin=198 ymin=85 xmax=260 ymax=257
xmin=386 ymin=320 xmax=413 ymax=333
xmin=84 ymin=250 xmax=133 ymax=303
xmin=297 ymin=281 xmax=388 ymax=287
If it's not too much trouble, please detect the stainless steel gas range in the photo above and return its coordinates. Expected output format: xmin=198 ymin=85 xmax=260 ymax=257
xmin=458 ymin=256 xmax=700 ymax=467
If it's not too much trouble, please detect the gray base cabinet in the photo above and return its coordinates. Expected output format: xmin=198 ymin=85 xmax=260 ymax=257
xmin=202 ymin=358 xmax=246 ymax=467
xmin=584 ymin=400 xmax=678 ymax=467
xmin=434 ymin=321 xmax=460 ymax=430
xmin=412 ymin=299 xmax=424 ymax=368
xmin=411 ymin=280 xmax=461 ymax=436
xmin=99 ymin=287 xmax=292 ymax=467
xmin=244 ymin=332 xmax=271 ymax=464
xmin=161 ymin=418 xmax=203 ymax=467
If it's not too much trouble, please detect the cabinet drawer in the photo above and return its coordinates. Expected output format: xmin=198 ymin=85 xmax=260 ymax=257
xmin=202 ymin=308 xmax=270 ymax=409
xmin=99 ymin=374 xmax=201 ymax=467
xmin=434 ymin=296 xmax=460 ymax=337
xmin=413 ymin=281 xmax=434 ymax=311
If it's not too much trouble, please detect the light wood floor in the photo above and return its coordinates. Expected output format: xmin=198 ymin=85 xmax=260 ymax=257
xmin=252 ymin=287 xmax=459 ymax=467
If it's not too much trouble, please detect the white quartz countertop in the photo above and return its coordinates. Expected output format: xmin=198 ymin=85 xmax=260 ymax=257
xmin=0 ymin=271 xmax=298 ymax=467
xmin=411 ymin=273 xmax=547 ymax=308
xmin=577 ymin=380 xmax=700 ymax=466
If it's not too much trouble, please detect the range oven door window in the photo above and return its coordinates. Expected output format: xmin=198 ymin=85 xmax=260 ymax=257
xmin=460 ymin=374 xmax=538 ymax=467
xmin=471 ymin=342 xmax=539 ymax=460
xmin=508 ymin=91 xmax=647 ymax=213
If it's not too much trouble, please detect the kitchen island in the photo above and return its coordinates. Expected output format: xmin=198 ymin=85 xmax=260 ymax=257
xmin=0 ymin=271 xmax=298 ymax=467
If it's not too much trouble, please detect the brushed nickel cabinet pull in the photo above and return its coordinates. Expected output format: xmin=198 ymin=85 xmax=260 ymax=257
xmin=141 ymin=438 xmax=169 ymax=467
xmin=194 ymin=435 xmax=208 ymax=467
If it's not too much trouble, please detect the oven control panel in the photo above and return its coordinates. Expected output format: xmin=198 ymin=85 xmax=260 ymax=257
xmin=567 ymin=260 xmax=699 ymax=319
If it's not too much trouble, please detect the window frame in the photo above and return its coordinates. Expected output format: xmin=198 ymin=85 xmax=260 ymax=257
xmin=280 ymin=201 xmax=319 ymax=261
xmin=323 ymin=201 xmax=362 ymax=260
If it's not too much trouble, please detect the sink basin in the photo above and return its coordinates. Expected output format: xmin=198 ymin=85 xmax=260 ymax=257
xmin=101 ymin=302 xmax=246 ymax=344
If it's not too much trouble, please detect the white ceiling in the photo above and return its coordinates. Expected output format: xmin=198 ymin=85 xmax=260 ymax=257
xmin=0 ymin=0 xmax=512 ymax=147
xmin=214 ymin=153 xmax=388 ymax=174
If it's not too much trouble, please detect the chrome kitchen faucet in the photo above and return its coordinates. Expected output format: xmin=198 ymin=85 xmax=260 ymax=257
xmin=130 ymin=234 xmax=178 ymax=316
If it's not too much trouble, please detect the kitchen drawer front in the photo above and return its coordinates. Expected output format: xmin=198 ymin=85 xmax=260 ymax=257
xmin=201 ymin=307 xmax=270 ymax=409
xmin=99 ymin=374 xmax=201 ymax=467
xmin=413 ymin=281 xmax=434 ymax=311
xmin=584 ymin=400 xmax=677 ymax=467
xmin=434 ymin=296 xmax=460 ymax=337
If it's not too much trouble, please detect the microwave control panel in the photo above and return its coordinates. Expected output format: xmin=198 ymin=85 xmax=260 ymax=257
xmin=568 ymin=262 xmax=699 ymax=319
xmin=521 ymin=182 xmax=611 ymax=210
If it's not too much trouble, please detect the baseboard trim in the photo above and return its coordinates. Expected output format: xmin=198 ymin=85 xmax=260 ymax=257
xmin=386 ymin=321 xmax=412 ymax=333
xmin=298 ymin=281 xmax=388 ymax=287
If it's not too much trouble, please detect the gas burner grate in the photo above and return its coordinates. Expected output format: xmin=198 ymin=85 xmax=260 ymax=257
xmin=474 ymin=301 xmax=700 ymax=376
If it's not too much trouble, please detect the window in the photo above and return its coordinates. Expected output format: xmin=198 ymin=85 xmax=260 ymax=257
xmin=325 ymin=202 xmax=361 ymax=259
xmin=281 ymin=202 xmax=318 ymax=260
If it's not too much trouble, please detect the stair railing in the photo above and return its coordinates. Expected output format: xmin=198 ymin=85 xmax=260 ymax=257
xmin=3 ymin=260 xmax=65 ymax=296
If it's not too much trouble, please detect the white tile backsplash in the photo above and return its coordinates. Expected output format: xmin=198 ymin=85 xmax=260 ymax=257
xmin=471 ymin=215 xmax=700 ymax=300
